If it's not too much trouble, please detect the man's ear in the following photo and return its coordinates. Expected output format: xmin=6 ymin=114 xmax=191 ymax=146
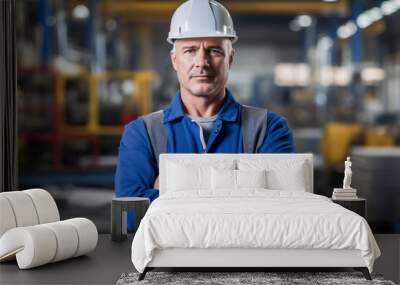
xmin=228 ymin=48 xmax=235 ymax=69
xmin=170 ymin=51 xmax=178 ymax=71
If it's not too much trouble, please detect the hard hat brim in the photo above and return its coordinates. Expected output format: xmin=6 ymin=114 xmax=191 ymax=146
xmin=167 ymin=34 xmax=238 ymax=44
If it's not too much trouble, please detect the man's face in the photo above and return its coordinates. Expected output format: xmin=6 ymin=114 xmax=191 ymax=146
xmin=170 ymin=37 xmax=234 ymax=98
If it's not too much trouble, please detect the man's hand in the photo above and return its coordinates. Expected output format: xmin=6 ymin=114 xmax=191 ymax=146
xmin=154 ymin=176 xmax=160 ymax=189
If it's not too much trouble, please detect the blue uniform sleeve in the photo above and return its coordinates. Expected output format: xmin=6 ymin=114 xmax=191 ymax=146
xmin=115 ymin=118 xmax=159 ymax=200
xmin=258 ymin=111 xmax=295 ymax=153
xmin=115 ymin=118 xmax=160 ymax=230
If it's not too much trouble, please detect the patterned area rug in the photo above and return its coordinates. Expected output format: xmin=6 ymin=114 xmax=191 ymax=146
xmin=116 ymin=271 xmax=396 ymax=285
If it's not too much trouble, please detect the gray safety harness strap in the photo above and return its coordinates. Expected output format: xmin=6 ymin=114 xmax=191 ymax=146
xmin=143 ymin=105 xmax=268 ymax=166
xmin=142 ymin=110 xmax=167 ymax=166
xmin=241 ymin=104 xmax=268 ymax=154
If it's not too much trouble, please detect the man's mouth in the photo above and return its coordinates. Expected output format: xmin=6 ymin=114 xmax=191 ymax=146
xmin=192 ymin=75 xmax=215 ymax=79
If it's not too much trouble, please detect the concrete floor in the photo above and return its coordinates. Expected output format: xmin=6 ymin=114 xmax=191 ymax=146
xmin=374 ymin=234 xmax=400 ymax=284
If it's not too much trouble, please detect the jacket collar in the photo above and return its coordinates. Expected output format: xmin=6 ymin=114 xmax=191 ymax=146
xmin=163 ymin=89 xmax=240 ymax=123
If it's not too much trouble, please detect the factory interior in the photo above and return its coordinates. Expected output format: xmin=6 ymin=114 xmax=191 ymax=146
xmin=1 ymin=0 xmax=399 ymax=283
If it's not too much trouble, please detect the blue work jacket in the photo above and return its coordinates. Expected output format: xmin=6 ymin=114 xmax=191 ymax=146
xmin=115 ymin=89 xmax=295 ymax=230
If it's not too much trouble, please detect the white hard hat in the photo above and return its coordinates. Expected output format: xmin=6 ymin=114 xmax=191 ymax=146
xmin=167 ymin=0 xmax=238 ymax=44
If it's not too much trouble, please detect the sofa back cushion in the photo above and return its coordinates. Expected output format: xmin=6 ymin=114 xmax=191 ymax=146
xmin=159 ymin=154 xmax=313 ymax=195
xmin=237 ymin=159 xmax=309 ymax=192
xmin=211 ymin=168 xmax=267 ymax=191
xmin=164 ymin=159 xmax=236 ymax=192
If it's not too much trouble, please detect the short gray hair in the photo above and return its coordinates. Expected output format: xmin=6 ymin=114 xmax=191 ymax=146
xmin=171 ymin=41 xmax=176 ymax=54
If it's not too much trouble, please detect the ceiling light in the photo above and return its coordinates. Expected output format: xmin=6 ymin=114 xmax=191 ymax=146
xmin=274 ymin=64 xmax=310 ymax=87
xmin=366 ymin=7 xmax=383 ymax=21
xmin=361 ymin=67 xmax=386 ymax=84
xmin=297 ymin=15 xmax=312 ymax=27
xmin=337 ymin=21 xmax=357 ymax=39
xmin=357 ymin=13 xmax=372 ymax=28
xmin=318 ymin=36 xmax=333 ymax=50
xmin=72 ymin=5 xmax=90 ymax=20
xmin=334 ymin=67 xmax=352 ymax=86
xmin=381 ymin=1 xmax=398 ymax=15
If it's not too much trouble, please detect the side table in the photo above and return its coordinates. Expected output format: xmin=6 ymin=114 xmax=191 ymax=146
xmin=111 ymin=197 xmax=149 ymax=241
xmin=331 ymin=197 xmax=366 ymax=218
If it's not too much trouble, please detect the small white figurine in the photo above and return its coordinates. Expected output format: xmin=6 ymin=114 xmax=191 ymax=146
xmin=343 ymin=156 xmax=352 ymax=189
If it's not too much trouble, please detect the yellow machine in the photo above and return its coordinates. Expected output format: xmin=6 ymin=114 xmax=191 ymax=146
xmin=18 ymin=70 xmax=155 ymax=169
xmin=56 ymin=71 xmax=155 ymax=136
xmin=365 ymin=127 xmax=395 ymax=147
xmin=322 ymin=122 xmax=395 ymax=168
xmin=322 ymin=122 xmax=363 ymax=168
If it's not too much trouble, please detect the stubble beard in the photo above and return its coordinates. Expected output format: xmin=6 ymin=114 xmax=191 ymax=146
xmin=189 ymin=87 xmax=216 ymax=98
xmin=186 ymin=76 xmax=227 ymax=99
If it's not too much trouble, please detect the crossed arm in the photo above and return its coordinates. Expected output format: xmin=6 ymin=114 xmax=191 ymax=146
xmin=115 ymin=119 xmax=160 ymax=202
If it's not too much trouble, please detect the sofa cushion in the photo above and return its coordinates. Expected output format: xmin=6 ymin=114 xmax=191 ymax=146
xmin=211 ymin=168 xmax=267 ymax=191
xmin=165 ymin=160 xmax=236 ymax=193
xmin=238 ymin=159 xmax=309 ymax=192
xmin=237 ymin=169 xmax=267 ymax=189
xmin=159 ymin=154 xmax=313 ymax=194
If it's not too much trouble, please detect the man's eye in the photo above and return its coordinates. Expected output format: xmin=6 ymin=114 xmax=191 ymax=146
xmin=184 ymin=49 xmax=194 ymax=54
xmin=210 ymin=49 xmax=223 ymax=55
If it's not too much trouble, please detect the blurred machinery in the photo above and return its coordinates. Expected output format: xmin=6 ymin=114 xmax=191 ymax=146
xmin=17 ymin=0 xmax=158 ymax=179
xmin=18 ymin=69 xmax=155 ymax=171
xmin=352 ymin=147 xmax=400 ymax=233
xmin=59 ymin=71 xmax=153 ymax=135
xmin=322 ymin=122 xmax=363 ymax=168
xmin=322 ymin=122 xmax=395 ymax=169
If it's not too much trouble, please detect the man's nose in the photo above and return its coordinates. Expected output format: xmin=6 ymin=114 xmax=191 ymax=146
xmin=194 ymin=49 xmax=210 ymax=68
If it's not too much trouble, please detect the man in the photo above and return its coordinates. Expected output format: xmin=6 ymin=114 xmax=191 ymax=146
xmin=115 ymin=0 xmax=295 ymax=230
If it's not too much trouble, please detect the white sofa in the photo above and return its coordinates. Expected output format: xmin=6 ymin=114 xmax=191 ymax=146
xmin=0 ymin=189 xmax=98 ymax=269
